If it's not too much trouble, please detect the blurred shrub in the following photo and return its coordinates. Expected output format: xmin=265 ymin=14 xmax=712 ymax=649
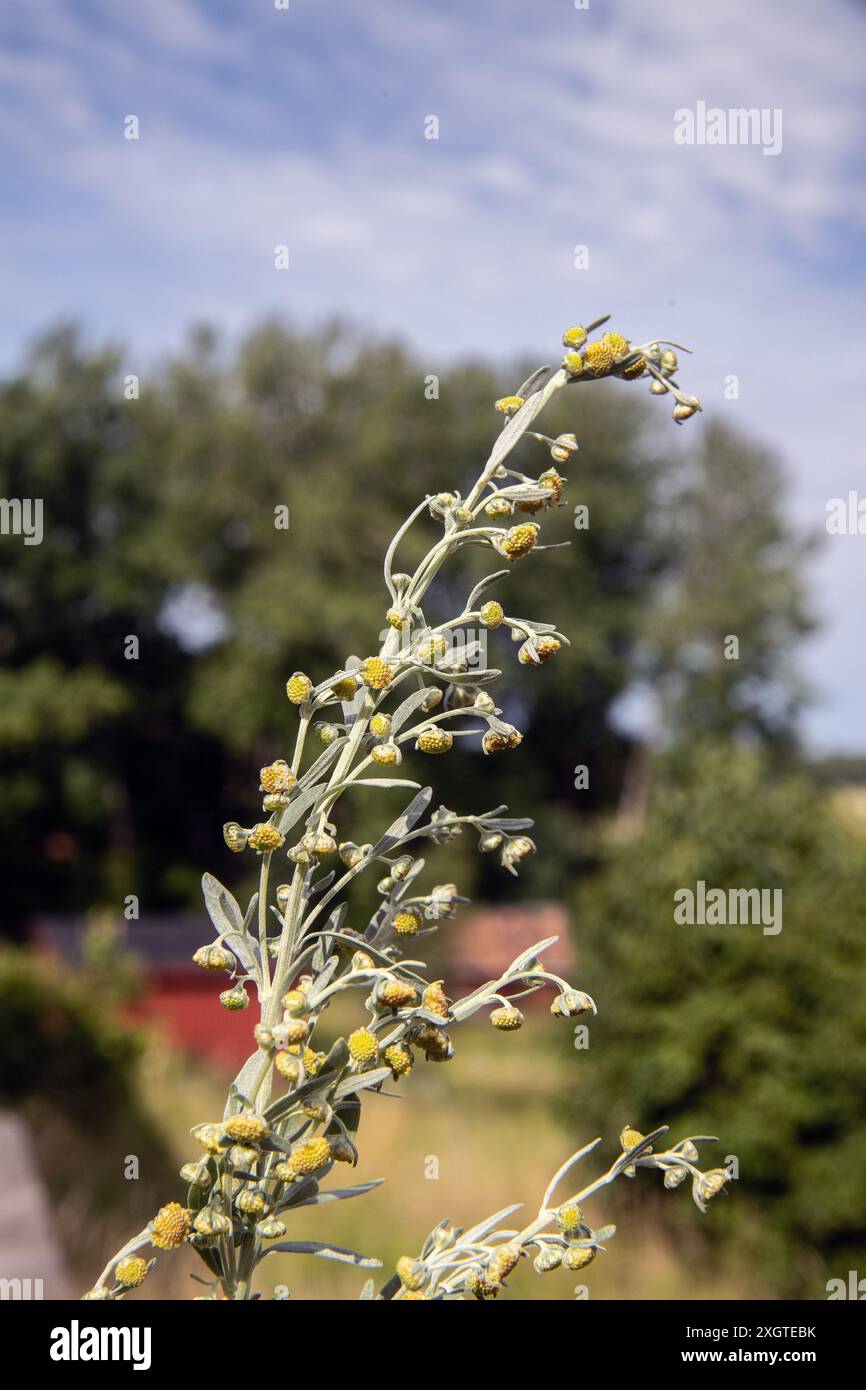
xmin=570 ymin=742 xmax=866 ymax=1296
xmin=0 ymin=946 xmax=176 ymax=1284
xmin=0 ymin=945 xmax=140 ymax=1107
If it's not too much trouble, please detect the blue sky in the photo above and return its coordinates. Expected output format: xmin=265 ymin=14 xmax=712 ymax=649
xmin=2 ymin=0 xmax=865 ymax=749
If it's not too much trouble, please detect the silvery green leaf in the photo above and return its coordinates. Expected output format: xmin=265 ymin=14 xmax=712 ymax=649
xmin=260 ymin=1241 xmax=381 ymax=1268
xmin=359 ymin=1279 xmax=377 ymax=1300
xmin=613 ymin=1126 xmax=669 ymax=1175
xmin=292 ymin=1180 xmax=383 ymax=1208
xmin=275 ymin=781 xmax=329 ymax=835
xmin=201 ymin=873 xmax=259 ymax=977
xmin=370 ymin=787 xmax=433 ymax=855
xmin=516 ymin=365 xmax=553 ymax=398
xmin=317 ymin=777 xmax=421 ymax=813
xmin=297 ymin=738 xmax=345 ymax=788
xmin=461 ymin=1203 xmax=523 ymax=1244
xmin=484 ymin=817 xmax=534 ymax=832
xmin=264 ymin=1067 xmax=343 ymax=1123
xmin=445 ymin=667 xmax=501 ymax=686
xmin=223 ymin=1049 xmax=269 ymax=1122
xmin=466 ymin=569 xmax=511 ymax=610
xmin=507 ymin=936 xmax=560 ymax=973
xmin=309 ymin=870 xmax=336 ymax=896
xmin=334 ymin=1067 xmax=392 ymax=1100
xmin=592 ymin=1224 xmax=617 ymax=1243
xmin=390 ymin=687 xmax=441 ymax=734
xmin=323 ymin=1037 xmax=350 ymax=1072
xmin=350 ymin=778 xmax=422 ymax=791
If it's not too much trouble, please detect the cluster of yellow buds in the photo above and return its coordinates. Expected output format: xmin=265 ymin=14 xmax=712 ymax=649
xmin=559 ymin=320 xmax=702 ymax=425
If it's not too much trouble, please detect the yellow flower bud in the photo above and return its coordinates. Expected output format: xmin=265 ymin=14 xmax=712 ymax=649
xmin=501 ymin=522 xmax=539 ymax=560
xmin=383 ymin=1043 xmax=414 ymax=1077
xmin=361 ymin=657 xmax=395 ymax=690
xmin=220 ymin=985 xmax=249 ymax=1011
xmin=222 ymin=822 xmax=248 ymax=853
xmin=371 ymin=741 xmax=400 ymax=766
xmin=620 ymin=355 xmax=647 ymax=380
xmin=283 ymin=1137 xmax=332 ymax=1177
xmin=422 ymin=980 xmax=449 ymax=1017
xmin=563 ymin=1245 xmax=597 ymax=1271
xmin=479 ymin=600 xmax=504 ymax=628
xmin=224 ymin=1113 xmax=268 ymax=1146
xmin=392 ymin=909 xmax=421 ymax=937
xmin=331 ymin=674 xmax=359 ymax=700
xmin=482 ymin=727 xmax=523 ymax=754
xmin=562 ymin=351 xmax=585 ymax=376
xmin=115 ymin=1255 xmax=149 ymax=1288
xmin=248 ymin=823 xmax=285 ymax=852
xmin=348 ymin=1027 xmax=379 ymax=1065
xmin=369 ymin=712 xmax=392 ymax=737
xmin=583 ymin=341 xmax=615 ymax=375
xmin=192 ymin=944 xmax=234 ymax=972
xmin=396 ymin=1255 xmax=426 ymax=1290
xmin=490 ymin=1005 xmax=524 ymax=1031
xmin=619 ymin=1125 xmax=646 ymax=1151
xmin=286 ymin=672 xmax=313 ymax=704
xmin=416 ymin=726 xmax=453 ymax=754
xmin=150 ymin=1202 xmax=190 ymax=1250
xmin=236 ymin=1190 xmax=269 ymax=1218
xmin=487 ymin=1244 xmax=521 ymax=1282
xmin=494 ymin=395 xmax=525 ymax=416
xmin=562 ymin=325 xmax=587 ymax=349
xmin=602 ymin=331 xmax=630 ymax=359
xmin=259 ymin=760 xmax=296 ymax=794
xmin=377 ymin=978 xmax=418 ymax=1010
xmin=556 ymin=1201 xmax=584 ymax=1235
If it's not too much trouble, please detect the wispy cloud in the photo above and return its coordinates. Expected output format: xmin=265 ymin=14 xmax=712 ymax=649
xmin=1 ymin=0 xmax=864 ymax=747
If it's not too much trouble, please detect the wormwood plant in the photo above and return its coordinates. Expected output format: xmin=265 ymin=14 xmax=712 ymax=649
xmin=88 ymin=319 xmax=728 ymax=1301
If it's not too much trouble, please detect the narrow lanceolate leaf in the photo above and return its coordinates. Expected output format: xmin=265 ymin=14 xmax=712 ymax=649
xmin=614 ymin=1126 xmax=670 ymax=1174
xmin=259 ymin=1241 xmax=381 ymax=1268
xmin=466 ymin=569 xmax=511 ymax=611
xmin=334 ymin=1067 xmax=392 ymax=1100
xmin=263 ymin=1064 xmax=346 ymax=1123
xmin=224 ymin=1049 xmax=269 ymax=1121
xmin=591 ymin=1224 xmax=617 ymax=1244
xmin=297 ymin=738 xmax=346 ymax=788
xmin=461 ymin=1203 xmax=524 ymax=1245
xmin=316 ymin=777 xmax=421 ymax=814
xmin=370 ymin=787 xmax=433 ymax=855
xmin=201 ymin=873 xmax=259 ymax=977
xmin=291 ymin=1180 xmax=384 ymax=1208
xmin=275 ymin=781 xmax=329 ymax=835
xmin=390 ymin=687 xmax=441 ymax=734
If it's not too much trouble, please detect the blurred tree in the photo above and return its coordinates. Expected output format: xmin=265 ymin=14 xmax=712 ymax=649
xmin=569 ymin=743 xmax=866 ymax=1295
xmin=642 ymin=421 xmax=815 ymax=752
xmin=0 ymin=320 xmax=812 ymax=929
xmin=0 ymin=326 xmax=228 ymax=927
